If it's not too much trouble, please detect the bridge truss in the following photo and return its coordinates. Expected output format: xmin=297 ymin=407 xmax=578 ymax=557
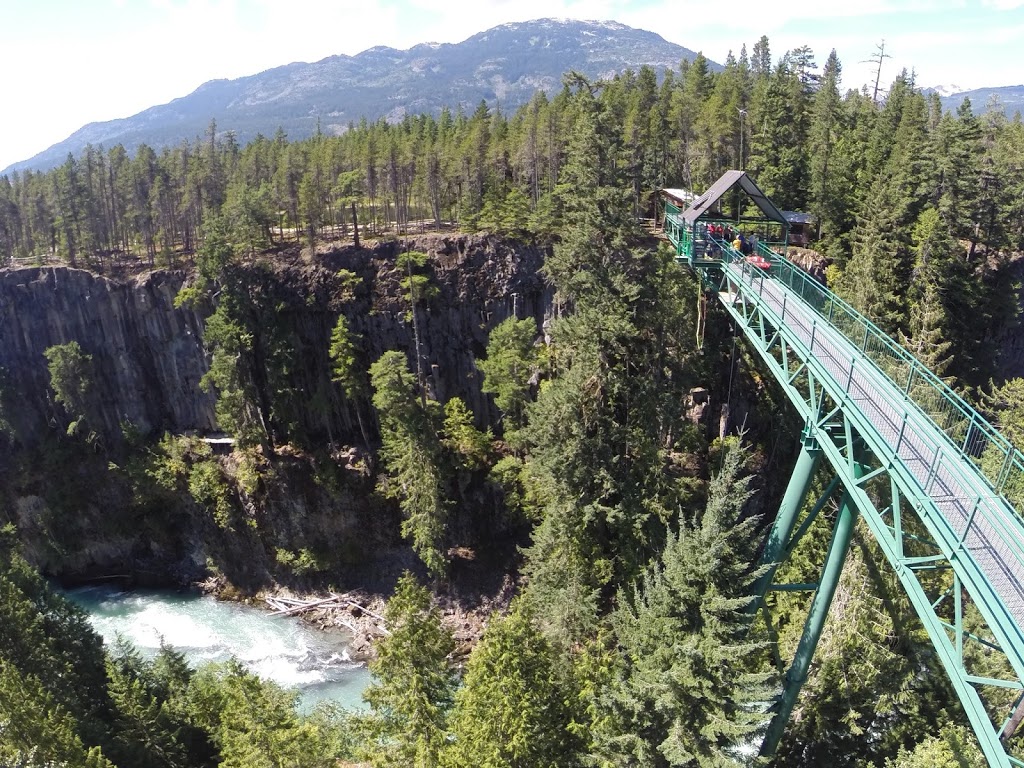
xmin=666 ymin=209 xmax=1024 ymax=766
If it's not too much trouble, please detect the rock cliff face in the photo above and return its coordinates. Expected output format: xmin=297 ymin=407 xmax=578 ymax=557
xmin=0 ymin=234 xmax=554 ymax=586
xmin=328 ymin=233 xmax=553 ymax=430
xmin=0 ymin=268 xmax=216 ymax=443
xmin=0 ymin=233 xmax=553 ymax=448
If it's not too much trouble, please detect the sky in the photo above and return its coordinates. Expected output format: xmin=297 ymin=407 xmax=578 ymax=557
xmin=1 ymin=0 xmax=1022 ymax=171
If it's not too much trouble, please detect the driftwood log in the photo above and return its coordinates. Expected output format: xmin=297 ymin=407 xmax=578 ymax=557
xmin=264 ymin=593 xmax=390 ymax=636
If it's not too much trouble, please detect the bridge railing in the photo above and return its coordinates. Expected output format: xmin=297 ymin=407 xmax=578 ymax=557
xmin=716 ymin=238 xmax=1024 ymax=511
xmin=722 ymin=247 xmax=1024 ymax=584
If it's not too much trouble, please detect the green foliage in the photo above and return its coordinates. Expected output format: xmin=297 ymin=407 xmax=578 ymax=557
xmin=45 ymin=340 xmax=94 ymax=420
xmin=274 ymin=547 xmax=327 ymax=576
xmin=0 ymin=529 xmax=114 ymax=765
xmin=397 ymin=250 xmax=438 ymax=318
xmin=105 ymin=650 xmax=188 ymax=768
xmin=363 ymin=572 xmax=456 ymax=768
xmin=146 ymin=433 xmax=211 ymax=491
xmin=187 ymin=458 xmax=235 ymax=529
xmin=885 ymin=725 xmax=985 ymax=768
xmin=444 ymin=598 xmax=580 ymax=767
xmin=334 ymin=268 xmax=362 ymax=303
xmin=197 ymin=263 xmax=302 ymax=451
xmin=370 ymin=351 xmax=449 ymax=578
xmin=477 ymin=316 xmax=539 ymax=440
xmin=981 ymin=378 xmax=1024 ymax=507
xmin=477 ymin=188 xmax=533 ymax=238
xmin=441 ymin=397 xmax=492 ymax=470
xmin=903 ymin=207 xmax=957 ymax=377
xmin=518 ymin=83 xmax=705 ymax=654
xmin=183 ymin=660 xmax=323 ymax=768
xmin=196 ymin=216 xmax=236 ymax=285
xmin=175 ymin=216 xmax=236 ymax=309
xmin=329 ymin=313 xmax=366 ymax=400
xmin=601 ymin=439 xmax=776 ymax=767
xmin=200 ymin=299 xmax=264 ymax=448
xmin=488 ymin=454 xmax=534 ymax=519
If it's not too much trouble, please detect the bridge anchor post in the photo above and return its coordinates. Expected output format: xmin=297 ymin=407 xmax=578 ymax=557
xmin=760 ymin=479 xmax=862 ymax=759
xmin=752 ymin=426 xmax=820 ymax=610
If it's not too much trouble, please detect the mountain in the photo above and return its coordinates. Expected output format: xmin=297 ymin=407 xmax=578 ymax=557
xmin=931 ymin=84 xmax=1024 ymax=114
xmin=3 ymin=19 xmax=708 ymax=175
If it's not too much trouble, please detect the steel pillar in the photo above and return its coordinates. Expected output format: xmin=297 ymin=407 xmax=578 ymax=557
xmin=752 ymin=427 xmax=821 ymax=609
xmin=760 ymin=481 xmax=861 ymax=759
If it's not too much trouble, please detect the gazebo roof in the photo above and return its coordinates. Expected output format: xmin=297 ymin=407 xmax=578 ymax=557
xmin=680 ymin=170 xmax=788 ymax=226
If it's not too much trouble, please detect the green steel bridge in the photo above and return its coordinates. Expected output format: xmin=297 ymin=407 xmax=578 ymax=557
xmin=664 ymin=172 xmax=1024 ymax=767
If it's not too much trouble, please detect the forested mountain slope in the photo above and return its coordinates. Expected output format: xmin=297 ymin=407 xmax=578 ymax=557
xmin=2 ymin=18 xmax=706 ymax=175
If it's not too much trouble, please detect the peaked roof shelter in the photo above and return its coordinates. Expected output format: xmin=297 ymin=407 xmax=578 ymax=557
xmin=680 ymin=170 xmax=788 ymax=225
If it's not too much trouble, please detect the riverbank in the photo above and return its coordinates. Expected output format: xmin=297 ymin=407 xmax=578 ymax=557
xmin=194 ymin=538 xmax=520 ymax=664
xmin=243 ymin=564 xmax=519 ymax=663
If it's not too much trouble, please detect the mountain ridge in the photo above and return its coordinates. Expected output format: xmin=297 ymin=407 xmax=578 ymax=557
xmin=926 ymin=83 xmax=1024 ymax=113
xmin=3 ymin=18 xmax=707 ymax=175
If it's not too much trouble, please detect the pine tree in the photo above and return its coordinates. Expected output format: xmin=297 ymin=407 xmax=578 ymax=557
xmin=329 ymin=312 xmax=371 ymax=446
xmin=808 ymin=50 xmax=844 ymax=243
xmin=602 ymin=441 xmax=776 ymax=767
xmin=0 ymin=528 xmax=116 ymax=765
xmin=838 ymin=80 xmax=930 ymax=336
xmin=44 ymin=340 xmax=95 ymax=426
xmin=477 ymin=317 xmax=539 ymax=441
xmin=363 ymin=573 xmax=456 ymax=768
xmin=885 ymin=725 xmax=984 ymax=768
xmin=444 ymin=598 xmax=580 ymax=767
xmin=370 ymin=351 xmax=449 ymax=578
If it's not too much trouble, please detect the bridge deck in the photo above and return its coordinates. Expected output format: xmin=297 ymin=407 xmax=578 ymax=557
xmin=723 ymin=261 xmax=1024 ymax=638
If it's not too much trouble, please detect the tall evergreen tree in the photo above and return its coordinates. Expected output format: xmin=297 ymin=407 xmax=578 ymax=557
xmin=807 ymin=50 xmax=844 ymax=243
xmin=601 ymin=440 xmax=775 ymax=767
xmin=477 ymin=316 xmax=539 ymax=441
xmin=444 ymin=598 xmax=580 ymax=767
xmin=370 ymin=351 xmax=449 ymax=578
xmin=363 ymin=573 xmax=456 ymax=768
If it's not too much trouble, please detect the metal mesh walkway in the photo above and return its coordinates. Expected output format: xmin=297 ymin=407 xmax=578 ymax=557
xmin=722 ymin=258 xmax=1024 ymax=646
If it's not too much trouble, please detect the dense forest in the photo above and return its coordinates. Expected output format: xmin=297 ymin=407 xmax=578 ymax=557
xmin=2 ymin=35 xmax=1024 ymax=767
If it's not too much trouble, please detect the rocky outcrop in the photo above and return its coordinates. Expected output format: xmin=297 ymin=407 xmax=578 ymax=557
xmin=0 ymin=234 xmax=555 ymax=448
xmin=0 ymin=234 xmax=554 ymax=586
xmin=0 ymin=267 xmax=215 ymax=444
xmin=332 ymin=233 xmax=552 ymax=428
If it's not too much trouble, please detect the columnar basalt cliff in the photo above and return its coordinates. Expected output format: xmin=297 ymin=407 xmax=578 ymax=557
xmin=0 ymin=234 xmax=554 ymax=449
xmin=0 ymin=234 xmax=554 ymax=586
xmin=0 ymin=267 xmax=216 ymax=443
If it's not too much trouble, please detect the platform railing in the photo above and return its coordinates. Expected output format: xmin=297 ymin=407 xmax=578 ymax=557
xmin=723 ymin=247 xmax=1024 ymax=586
xmin=712 ymin=236 xmax=1024 ymax=512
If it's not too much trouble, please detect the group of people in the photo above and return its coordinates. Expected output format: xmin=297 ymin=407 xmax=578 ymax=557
xmin=699 ymin=221 xmax=756 ymax=256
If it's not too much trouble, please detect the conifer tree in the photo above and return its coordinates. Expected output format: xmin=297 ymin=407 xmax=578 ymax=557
xmin=0 ymin=528 xmax=115 ymax=765
xmin=444 ymin=598 xmax=580 ymax=767
xmin=363 ymin=573 xmax=456 ymax=768
xmin=904 ymin=208 xmax=962 ymax=379
xmin=44 ymin=340 xmax=95 ymax=428
xmin=808 ymin=50 xmax=844 ymax=243
xmin=477 ymin=316 xmax=539 ymax=441
xmin=601 ymin=440 xmax=776 ymax=767
xmin=522 ymin=80 xmax=678 ymax=646
xmin=329 ymin=313 xmax=371 ymax=446
xmin=370 ymin=351 xmax=449 ymax=578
